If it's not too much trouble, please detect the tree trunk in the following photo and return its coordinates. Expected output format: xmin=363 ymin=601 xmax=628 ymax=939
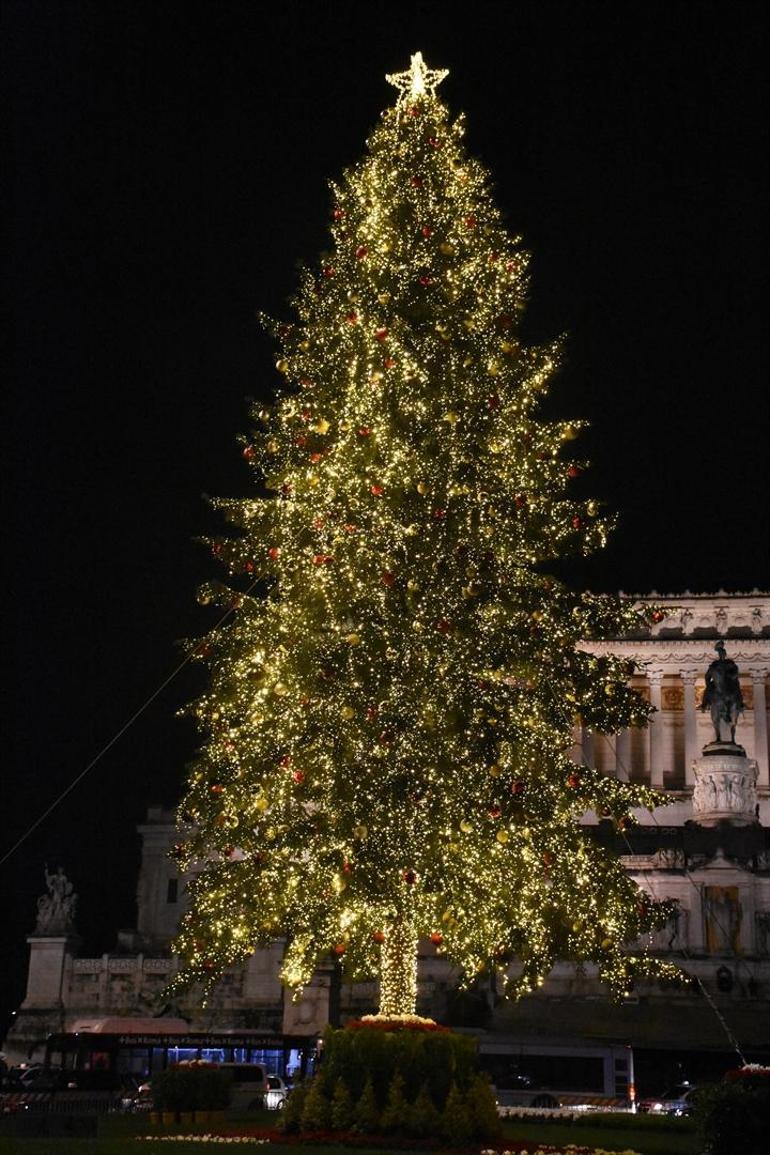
xmin=378 ymin=913 xmax=419 ymax=1017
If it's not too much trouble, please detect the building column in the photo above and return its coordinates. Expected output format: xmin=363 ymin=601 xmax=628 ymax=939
xmin=680 ymin=668 xmax=700 ymax=787
xmin=603 ymin=732 xmax=617 ymax=778
xmin=581 ymin=724 xmax=595 ymax=770
xmin=749 ymin=669 xmax=769 ymax=788
xmin=615 ymin=729 xmax=631 ymax=781
xmin=648 ymin=669 xmax=664 ymax=787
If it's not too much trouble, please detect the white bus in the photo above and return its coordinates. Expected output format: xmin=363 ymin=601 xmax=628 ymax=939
xmin=477 ymin=1038 xmax=635 ymax=1110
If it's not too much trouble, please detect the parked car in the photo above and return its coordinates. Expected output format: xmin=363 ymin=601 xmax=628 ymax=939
xmin=264 ymin=1074 xmax=288 ymax=1110
xmin=639 ymin=1082 xmax=697 ymax=1116
xmin=119 ymin=1078 xmax=153 ymax=1112
xmin=219 ymin=1062 xmax=269 ymax=1111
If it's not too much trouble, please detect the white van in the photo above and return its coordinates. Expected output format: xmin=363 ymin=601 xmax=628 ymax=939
xmin=219 ymin=1063 xmax=268 ymax=1110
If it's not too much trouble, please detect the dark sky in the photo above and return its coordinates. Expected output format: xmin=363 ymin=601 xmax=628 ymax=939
xmin=3 ymin=1 xmax=768 ymax=1033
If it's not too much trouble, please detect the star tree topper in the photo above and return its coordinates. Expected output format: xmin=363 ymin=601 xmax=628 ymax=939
xmin=386 ymin=51 xmax=449 ymax=104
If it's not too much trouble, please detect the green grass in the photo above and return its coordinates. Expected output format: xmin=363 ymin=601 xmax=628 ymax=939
xmin=0 ymin=1109 xmax=702 ymax=1155
xmin=501 ymin=1114 xmax=699 ymax=1154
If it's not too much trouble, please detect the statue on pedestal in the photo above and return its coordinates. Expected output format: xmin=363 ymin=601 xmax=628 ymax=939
xmin=701 ymin=640 xmax=744 ymax=747
xmin=34 ymin=865 xmax=78 ymax=935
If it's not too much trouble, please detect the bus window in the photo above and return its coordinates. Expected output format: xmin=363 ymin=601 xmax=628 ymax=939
xmin=166 ymin=1047 xmax=199 ymax=1064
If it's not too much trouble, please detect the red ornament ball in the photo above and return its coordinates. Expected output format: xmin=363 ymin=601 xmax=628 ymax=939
xmin=292 ymin=770 xmax=305 ymax=785
xmin=410 ymin=175 xmax=424 ymax=187
xmin=430 ymin=932 xmax=443 ymax=946
xmin=421 ymin=225 xmax=433 ymax=238
xmin=333 ymin=942 xmax=346 ymax=956
xmin=511 ymin=780 xmax=525 ymax=796
xmin=358 ymin=427 xmax=371 ymax=437
xmin=403 ymin=869 xmax=417 ymax=885
xmin=436 ymin=619 xmax=452 ymax=634
xmin=374 ymin=327 xmax=388 ymax=342
xmin=567 ymin=465 xmax=582 ymax=479
xmin=488 ymin=805 xmax=502 ymax=819
xmin=464 ymin=214 xmax=477 ymax=229
xmin=372 ymin=930 xmax=385 ymax=944
xmin=383 ymin=357 xmax=396 ymax=369
xmin=651 ymin=610 xmax=665 ymax=623
xmin=571 ymin=516 xmax=583 ymax=529
xmin=370 ymin=484 xmax=384 ymax=496
xmin=210 ymin=783 xmax=224 ymax=795
xmin=322 ymin=266 xmax=335 ymax=278
xmin=514 ymin=494 xmax=527 ymax=509
xmin=381 ymin=571 xmax=396 ymax=587
xmin=242 ymin=445 xmax=255 ymax=460
xmin=346 ymin=311 xmax=358 ymax=325
xmin=567 ymin=772 xmax=581 ymax=789
xmin=355 ymin=245 xmax=368 ymax=259
xmin=268 ymin=546 xmax=280 ymax=559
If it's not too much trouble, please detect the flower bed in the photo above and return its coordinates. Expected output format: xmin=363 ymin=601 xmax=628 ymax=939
xmin=481 ymin=1146 xmax=642 ymax=1154
xmin=136 ymin=1139 xmax=642 ymax=1154
xmin=349 ymin=1015 xmax=449 ymax=1033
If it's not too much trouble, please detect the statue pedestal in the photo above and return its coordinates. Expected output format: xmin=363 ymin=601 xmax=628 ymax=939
xmin=692 ymin=751 xmax=758 ymax=826
xmin=21 ymin=935 xmax=79 ymax=1009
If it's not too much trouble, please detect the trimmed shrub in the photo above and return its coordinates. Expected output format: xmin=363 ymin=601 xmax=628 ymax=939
xmin=279 ymin=1081 xmax=308 ymax=1133
xmin=330 ymin=1077 xmax=354 ymax=1131
xmin=695 ymin=1078 xmax=770 ymax=1155
xmin=380 ymin=1069 xmax=409 ymax=1132
xmin=321 ymin=1021 xmax=477 ymax=1109
xmin=294 ymin=1021 xmax=495 ymax=1144
xmin=441 ymin=1081 xmax=472 ymax=1145
xmin=408 ymin=1081 xmax=442 ymax=1138
xmin=353 ymin=1075 xmax=380 ymax=1133
xmin=300 ymin=1074 xmax=332 ymax=1131
xmin=151 ymin=1062 xmax=231 ymax=1113
xmin=465 ymin=1072 xmax=502 ymax=1141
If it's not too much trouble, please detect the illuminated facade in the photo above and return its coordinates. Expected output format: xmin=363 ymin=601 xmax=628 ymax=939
xmin=5 ymin=592 xmax=769 ymax=1066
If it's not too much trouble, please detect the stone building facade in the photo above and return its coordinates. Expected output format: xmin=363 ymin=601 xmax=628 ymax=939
xmin=5 ymin=592 xmax=770 ymax=1069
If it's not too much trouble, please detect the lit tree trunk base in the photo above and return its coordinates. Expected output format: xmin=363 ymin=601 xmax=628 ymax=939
xmin=377 ymin=915 xmax=419 ymax=1017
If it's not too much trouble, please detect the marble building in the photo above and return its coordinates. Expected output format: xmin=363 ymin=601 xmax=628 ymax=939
xmin=4 ymin=592 xmax=769 ymax=1067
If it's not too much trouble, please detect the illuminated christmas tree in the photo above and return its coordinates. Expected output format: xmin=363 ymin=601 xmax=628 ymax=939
xmin=171 ymin=53 xmax=678 ymax=1018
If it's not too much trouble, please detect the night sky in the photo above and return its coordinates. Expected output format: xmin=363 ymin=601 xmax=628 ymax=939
xmin=4 ymin=1 xmax=768 ymax=1034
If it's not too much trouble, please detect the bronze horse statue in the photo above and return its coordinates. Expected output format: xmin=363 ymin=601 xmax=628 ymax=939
xmin=701 ymin=640 xmax=744 ymax=744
